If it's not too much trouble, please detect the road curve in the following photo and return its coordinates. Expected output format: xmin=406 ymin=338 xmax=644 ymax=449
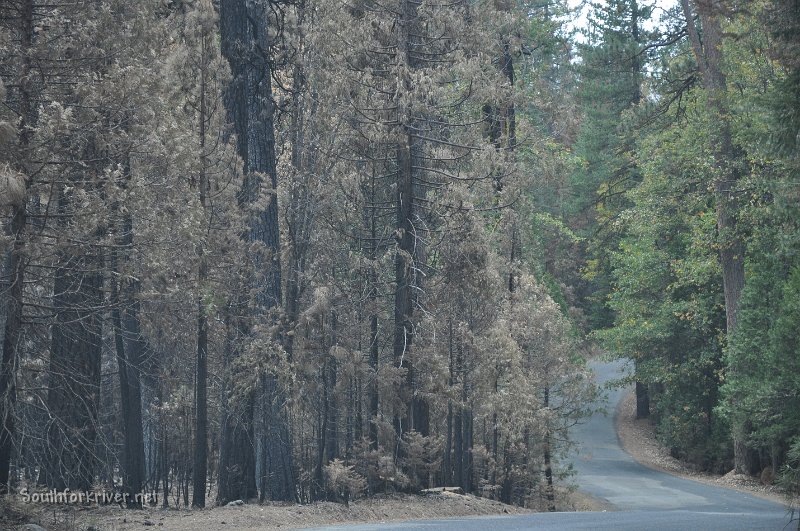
xmin=304 ymin=359 xmax=793 ymax=531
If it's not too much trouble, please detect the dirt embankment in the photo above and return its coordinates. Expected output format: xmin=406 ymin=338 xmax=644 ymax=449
xmin=5 ymin=490 xmax=532 ymax=531
xmin=615 ymin=389 xmax=790 ymax=507
xmin=3 ymin=479 xmax=614 ymax=531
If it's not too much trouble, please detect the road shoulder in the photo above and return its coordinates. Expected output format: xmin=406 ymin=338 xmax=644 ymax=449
xmin=614 ymin=388 xmax=789 ymax=507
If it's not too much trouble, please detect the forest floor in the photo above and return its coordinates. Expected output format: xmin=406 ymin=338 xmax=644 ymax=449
xmin=13 ymin=386 xmax=779 ymax=531
xmin=615 ymin=389 xmax=791 ymax=508
xmin=4 ymin=484 xmax=603 ymax=531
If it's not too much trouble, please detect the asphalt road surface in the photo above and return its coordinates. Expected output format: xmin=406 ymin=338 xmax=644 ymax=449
xmin=305 ymin=359 xmax=794 ymax=531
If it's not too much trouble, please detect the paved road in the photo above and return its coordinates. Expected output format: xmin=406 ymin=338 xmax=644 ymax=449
xmin=305 ymin=359 xmax=794 ymax=530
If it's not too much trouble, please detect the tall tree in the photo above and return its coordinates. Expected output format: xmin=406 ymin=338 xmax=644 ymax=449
xmin=110 ymin=212 xmax=146 ymax=506
xmin=173 ymin=0 xmax=223 ymax=507
xmin=0 ymin=0 xmax=34 ymax=495
xmin=574 ymin=1 xmax=651 ymax=417
xmin=719 ymin=0 xmax=800 ymax=484
xmin=572 ymin=0 xmax=647 ymax=250
xmin=218 ymin=0 xmax=294 ymax=503
xmin=45 ymin=204 xmax=104 ymax=491
xmin=680 ymin=0 xmax=750 ymax=474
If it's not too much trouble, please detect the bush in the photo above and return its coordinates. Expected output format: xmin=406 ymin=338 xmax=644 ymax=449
xmin=324 ymin=459 xmax=366 ymax=507
xmin=778 ymin=437 xmax=800 ymax=529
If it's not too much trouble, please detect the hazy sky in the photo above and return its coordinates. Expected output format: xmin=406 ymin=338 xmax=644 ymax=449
xmin=566 ymin=0 xmax=679 ymax=42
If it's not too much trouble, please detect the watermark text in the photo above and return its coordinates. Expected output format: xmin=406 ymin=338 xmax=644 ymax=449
xmin=19 ymin=488 xmax=158 ymax=505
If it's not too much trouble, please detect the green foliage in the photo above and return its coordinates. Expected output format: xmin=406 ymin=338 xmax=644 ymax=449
xmin=722 ymin=254 xmax=800 ymax=464
xmin=596 ymin=88 xmax=735 ymax=469
xmin=711 ymin=0 xmax=800 ymax=476
xmin=588 ymin=0 xmax=800 ymax=476
xmin=567 ymin=0 xmax=653 ymax=329
xmin=778 ymin=437 xmax=800 ymax=518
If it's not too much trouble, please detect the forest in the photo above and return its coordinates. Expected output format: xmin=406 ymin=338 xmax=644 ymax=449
xmin=0 ymin=0 xmax=798 ymax=515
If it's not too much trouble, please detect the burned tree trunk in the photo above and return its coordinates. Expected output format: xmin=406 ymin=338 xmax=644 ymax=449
xmin=46 ymin=209 xmax=103 ymax=491
xmin=217 ymin=307 xmax=258 ymax=503
xmin=393 ymin=0 xmax=429 ymax=444
xmin=218 ymin=0 xmax=294 ymax=503
xmin=0 ymin=204 xmax=25 ymax=495
xmin=111 ymin=211 xmax=146 ymax=507
xmin=0 ymin=0 xmax=35 ymax=495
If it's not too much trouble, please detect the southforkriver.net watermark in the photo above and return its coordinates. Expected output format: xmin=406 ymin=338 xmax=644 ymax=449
xmin=19 ymin=488 xmax=158 ymax=505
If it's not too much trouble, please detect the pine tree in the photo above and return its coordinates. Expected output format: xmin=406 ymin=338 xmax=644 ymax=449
xmin=218 ymin=0 xmax=294 ymax=503
xmin=572 ymin=0 xmax=649 ymax=328
xmin=0 ymin=0 xmax=605 ymax=506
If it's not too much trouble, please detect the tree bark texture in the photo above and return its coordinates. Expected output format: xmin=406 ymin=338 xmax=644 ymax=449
xmin=393 ymin=0 xmax=429 ymax=444
xmin=0 ymin=0 xmax=35 ymax=495
xmin=46 ymin=232 xmax=103 ymax=490
xmin=193 ymin=32 xmax=211 ymax=507
xmin=111 ymin=212 xmax=146 ymax=507
xmin=219 ymin=0 xmax=294 ymax=502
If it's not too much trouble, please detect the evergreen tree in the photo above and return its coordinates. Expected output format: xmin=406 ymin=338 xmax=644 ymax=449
xmin=571 ymin=0 xmax=649 ymax=330
xmin=0 ymin=0 xmax=613 ymax=509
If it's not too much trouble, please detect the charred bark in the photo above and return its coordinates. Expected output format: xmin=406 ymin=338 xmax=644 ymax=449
xmin=217 ymin=308 xmax=258 ymax=504
xmin=0 ymin=0 xmax=34 ymax=495
xmin=393 ymin=0 xmax=428 ymax=443
xmin=0 ymin=205 xmax=25 ymax=495
xmin=219 ymin=0 xmax=294 ymax=502
xmin=111 ymin=211 xmax=146 ymax=507
xmin=192 ymin=31 xmax=212 ymax=507
xmin=46 ymin=224 xmax=103 ymax=490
